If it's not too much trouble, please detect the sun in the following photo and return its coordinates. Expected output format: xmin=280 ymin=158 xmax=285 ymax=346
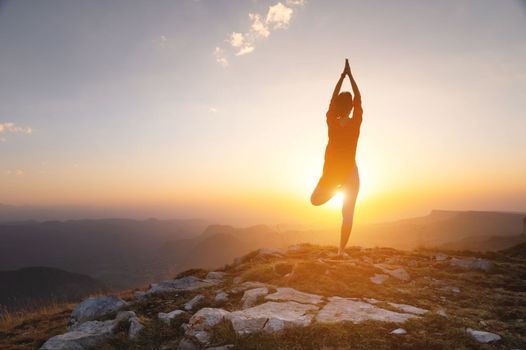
xmin=327 ymin=191 xmax=344 ymax=208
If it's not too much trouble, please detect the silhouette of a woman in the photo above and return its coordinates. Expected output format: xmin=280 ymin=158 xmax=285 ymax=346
xmin=311 ymin=59 xmax=362 ymax=257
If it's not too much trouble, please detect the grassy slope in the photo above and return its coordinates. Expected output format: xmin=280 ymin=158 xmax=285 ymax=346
xmin=1 ymin=244 xmax=525 ymax=350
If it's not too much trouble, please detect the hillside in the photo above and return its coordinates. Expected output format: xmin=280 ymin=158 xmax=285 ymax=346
xmin=2 ymin=211 xmax=524 ymax=292
xmin=1 ymin=243 xmax=525 ymax=350
xmin=0 ymin=267 xmax=106 ymax=311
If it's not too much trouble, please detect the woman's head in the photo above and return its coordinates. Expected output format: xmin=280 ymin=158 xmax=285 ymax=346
xmin=334 ymin=91 xmax=353 ymax=118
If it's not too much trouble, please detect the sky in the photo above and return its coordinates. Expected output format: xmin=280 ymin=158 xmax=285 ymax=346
xmin=1 ymin=0 xmax=525 ymax=226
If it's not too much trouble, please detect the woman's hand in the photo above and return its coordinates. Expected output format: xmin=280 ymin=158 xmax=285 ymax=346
xmin=344 ymin=58 xmax=351 ymax=76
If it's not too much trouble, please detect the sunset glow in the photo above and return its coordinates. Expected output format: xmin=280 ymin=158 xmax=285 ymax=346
xmin=0 ymin=1 xmax=525 ymax=226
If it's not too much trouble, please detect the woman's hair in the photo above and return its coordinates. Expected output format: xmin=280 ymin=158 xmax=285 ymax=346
xmin=334 ymin=91 xmax=354 ymax=117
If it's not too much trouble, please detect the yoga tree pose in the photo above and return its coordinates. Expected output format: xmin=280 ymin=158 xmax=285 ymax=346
xmin=311 ymin=59 xmax=362 ymax=256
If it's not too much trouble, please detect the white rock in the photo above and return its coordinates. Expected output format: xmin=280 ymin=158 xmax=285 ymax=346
xmin=388 ymin=303 xmax=428 ymax=315
xmin=391 ymin=328 xmax=407 ymax=334
xmin=375 ymin=265 xmax=411 ymax=281
xmin=232 ymin=277 xmax=242 ymax=284
xmin=145 ymin=276 xmax=218 ymax=296
xmin=255 ymin=248 xmax=283 ymax=258
xmin=241 ymin=287 xmax=269 ymax=309
xmin=68 ymin=295 xmax=127 ymax=330
xmin=206 ymin=271 xmax=226 ymax=280
xmin=370 ymin=274 xmax=389 ymax=285
xmin=316 ymin=297 xmax=418 ymax=324
xmin=436 ymin=308 xmax=448 ymax=317
xmin=435 ymin=253 xmax=448 ymax=261
xmin=41 ymin=319 xmax=118 ymax=350
xmin=230 ymin=281 xmax=268 ymax=294
xmin=228 ymin=301 xmax=318 ymax=335
xmin=184 ymin=295 xmax=205 ymax=311
xmin=159 ymin=310 xmax=186 ymax=324
xmin=128 ymin=317 xmax=144 ymax=340
xmin=215 ymin=290 xmax=229 ymax=302
xmin=265 ymin=287 xmax=323 ymax=305
xmin=185 ymin=308 xmax=230 ymax=345
xmin=466 ymin=328 xmax=501 ymax=343
xmin=451 ymin=258 xmax=492 ymax=271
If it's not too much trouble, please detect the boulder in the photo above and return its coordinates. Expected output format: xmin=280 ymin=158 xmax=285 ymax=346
xmin=376 ymin=265 xmax=411 ymax=281
xmin=316 ymin=297 xmax=418 ymax=324
xmin=215 ymin=290 xmax=229 ymax=302
xmin=228 ymin=301 xmax=318 ymax=335
xmin=391 ymin=328 xmax=407 ymax=334
xmin=206 ymin=271 xmax=226 ymax=280
xmin=265 ymin=287 xmax=323 ymax=305
xmin=41 ymin=319 xmax=118 ymax=350
xmin=466 ymin=328 xmax=501 ymax=343
xmin=451 ymin=258 xmax=492 ymax=271
xmin=370 ymin=274 xmax=389 ymax=285
xmin=68 ymin=296 xmax=127 ymax=330
xmin=159 ymin=310 xmax=186 ymax=324
xmin=184 ymin=294 xmax=205 ymax=311
xmin=146 ymin=276 xmax=218 ymax=296
xmin=241 ymin=287 xmax=269 ymax=309
xmin=388 ymin=303 xmax=428 ymax=315
xmin=128 ymin=317 xmax=144 ymax=340
xmin=184 ymin=308 xmax=230 ymax=345
xmin=230 ymin=281 xmax=269 ymax=294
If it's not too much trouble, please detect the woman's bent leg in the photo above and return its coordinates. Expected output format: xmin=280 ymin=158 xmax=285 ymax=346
xmin=339 ymin=167 xmax=360 ymax=255
xmin=311 ymin=176 xmax=338 ymax=206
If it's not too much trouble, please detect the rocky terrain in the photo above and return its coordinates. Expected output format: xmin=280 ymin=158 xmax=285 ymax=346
xmin=1 ymin=244 xmax=525 ymax=349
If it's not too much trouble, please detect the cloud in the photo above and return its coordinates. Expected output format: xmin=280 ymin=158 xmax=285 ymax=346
xmin=236 ymin=45 xmax=255 ymax=56
xmin=209 ymin=107 xmax=218 ymax=113
xmin=0 ymin=122 xmax=32 ymax=141
xmin=266 ymin=2 xmax=293 ymax=29
xmin=214 ymin=1 xmax=303 ymax=66
xmin=249 ymin=13 xmax=270 ymax=38
xmin=5 ymin=169 xmax=25 ymax=176
xmin=214 ymin=47 xmax=229 ymax=67
xmin=229 ymin=32 xmax=245 ymax=48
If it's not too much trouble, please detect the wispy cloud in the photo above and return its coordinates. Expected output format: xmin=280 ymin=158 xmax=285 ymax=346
xmin=5 ymin=169 xmax=25 ymax=176
xmin=0 ymin=122 xmax=32 ymax=141
xmin=214 ymin=1 xmax=304 ymax=66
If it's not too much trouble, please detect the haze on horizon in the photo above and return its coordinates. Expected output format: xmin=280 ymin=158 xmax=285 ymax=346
xmin=1 ymin=0 xmax=525 ymax=226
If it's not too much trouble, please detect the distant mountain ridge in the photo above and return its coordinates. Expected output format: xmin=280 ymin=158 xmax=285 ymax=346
xmin=0 ymin=267 xmax=105 ymax=311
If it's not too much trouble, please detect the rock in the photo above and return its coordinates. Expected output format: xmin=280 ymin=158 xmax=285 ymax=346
xmin=184 ymin=308 xmax=230 ymax=345
xmin=466 ymin=328 xmax=501 ymax=343
xmin=116 ymin=310 xmax=136 ymax=321
xmin=391 ymin=328 xmax=407 ymax=334
xmin=265 ymin=287 xmax=323 ymax=305
xmin=159 ymin=310 xmax=186 ymax=324
xmin=41 ymin=319 xmax=118 ymax=350
xmin=241 ymin=287 xmax=269 ymax=309
xmin=228 ymin=301 xmax=318 ymax=335
xmin=435 ymin=253 xmax=448 ymax=261
xmin=232 ymin=277 xmax=242 ymax=284
xmin=436 ymin=308 xmax=448 ymax=317
xmin=206 ymin=271 xmax=226 ymax=280
xmin=376 ymin=265 xmax=410 ymax=281
xmin=450 ymin=257 xmax=492 ymax=271
xmin=388 ymin=303 xmax=427 ymax=315
xmin=68 ymin=295 xmax=127 ymax=330
xmin=230 ymin=281 xmax=268 ymax=294
xmin=134 ymin=291 xmax=147 ymax=300
xmin=145 ymin=276 xmax=218 ymax=296
xmin=184 ymin=295 xmax=205 ymax=311
xmin=128 ymin=317 xmax=144 ymax=340
xmin=255 ymin=248 xmax=283 ymax=259
xmin=316 ymin=297 xmax=418 ymax=324
xmin=370 ymin=274 xmax=389 ymax=285
xmin=215 ymin=290 xmax=229 ymax=302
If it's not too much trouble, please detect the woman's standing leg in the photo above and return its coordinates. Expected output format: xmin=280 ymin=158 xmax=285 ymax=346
xmin=339 ymin=166 xmax=360 ymax=255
